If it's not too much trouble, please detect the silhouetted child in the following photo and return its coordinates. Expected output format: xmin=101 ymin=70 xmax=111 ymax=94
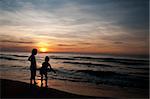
xmin=40 ymin=56 xmax=56 ymax=87
xmin=28 ymin=49 xmax=37 ymax=85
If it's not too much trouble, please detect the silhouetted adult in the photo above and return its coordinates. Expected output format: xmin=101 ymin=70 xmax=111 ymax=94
xmin=28 ymin=49 xmax=37 ymax=85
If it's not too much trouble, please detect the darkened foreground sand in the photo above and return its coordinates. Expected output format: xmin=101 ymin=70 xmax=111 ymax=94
xmin=1 ymin=79 xmax=106 ymax=98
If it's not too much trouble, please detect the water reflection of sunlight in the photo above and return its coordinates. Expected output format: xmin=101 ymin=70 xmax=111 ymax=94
xmin=37 ymin=62 xmax=42 ymax=68
xmin=36 ymin=76 xmax=47 ymax=87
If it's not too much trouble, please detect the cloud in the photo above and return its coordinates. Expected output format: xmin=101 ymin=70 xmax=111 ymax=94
xmin=113 ymin=41 xmax=124 ymax=44
xmin=0 ymin=40 xmax=34 ymax=44
xmin=0 ymin=34 xmax=35 ymax=45
xmin=0 ymin=0 xmax=148 ymax=55
xmin=57 ymin=44 xmax=76 ymax=47
xmin=79 ymin=42 xmax=92 ymax=45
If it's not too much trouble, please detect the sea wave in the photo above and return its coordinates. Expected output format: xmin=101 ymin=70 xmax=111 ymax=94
xmin=63 ymin=61 xmax=113 ymax=67
xmin=73 ymin=56 xmax=148 ymax=62
xmin=76 ymin=70 xmax=125 ymax=77
xmin=1 ymin=54 xmax=148 ymax=65
xmin=0 ymin=54 xmax=28 ymax=58
xmin=0 ymin=53 xmax=149 ymax=89
xmin=74 ymin=70 xmax=148 ymax=88
xmin=0 ymin=56 xmax=25 ymax=61
xmin=73 ymin=56 xmax=148 ymax=65
xmin=10 ymin=54 xmax=28 ymax=57
xmin=50 ymin=55 xmax=148 ymax=65
xmin=127 ymin=66 xmax=149 ymax=70
xmin=0 ymin=56 xmax=19 ymax=61
xmin=50 ymin=56 xmax=75 ymax=60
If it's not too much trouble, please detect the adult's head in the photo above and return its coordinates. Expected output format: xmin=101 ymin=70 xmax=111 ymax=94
xmin=32 ymin=48 xmax=37 ymax=55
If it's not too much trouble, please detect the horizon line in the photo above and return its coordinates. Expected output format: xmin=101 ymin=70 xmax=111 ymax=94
xmin=1 ymin=50 xmax=149 ymax=58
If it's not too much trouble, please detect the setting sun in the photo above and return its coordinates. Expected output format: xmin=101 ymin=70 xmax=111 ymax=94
xmin=39 ymin=47 xmax=48 ymax=53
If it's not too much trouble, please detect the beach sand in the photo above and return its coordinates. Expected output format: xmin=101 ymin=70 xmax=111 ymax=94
xmin=1 ymin=79 xmax=102 ymax=98
xmin=1 ymin=78 xmax=149 ymax=98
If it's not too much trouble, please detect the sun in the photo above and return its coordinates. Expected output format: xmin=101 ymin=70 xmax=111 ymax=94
xmin=39 ymin=47 xmax=48 ymax=53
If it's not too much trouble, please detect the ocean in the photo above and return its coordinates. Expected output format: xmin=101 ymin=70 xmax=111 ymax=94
xmin=0 ymin=52 xmax=149 ymax=97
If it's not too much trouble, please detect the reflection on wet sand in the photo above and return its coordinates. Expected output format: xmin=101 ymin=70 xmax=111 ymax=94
xmin=36 ymin=76 xmax=47 ymax=87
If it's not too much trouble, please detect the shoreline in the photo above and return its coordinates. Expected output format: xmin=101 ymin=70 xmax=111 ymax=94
xmin=1 ymin=79 xmax=102 ymax=98
xmin=1 ymin=78 xmax=148 ymax=98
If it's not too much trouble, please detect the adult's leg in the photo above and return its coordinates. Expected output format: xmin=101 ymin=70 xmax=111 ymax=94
xmin=33 ymin=70 xmax=37 ymax=84
xmin=30 ymin=71 xmax=32 ymax=84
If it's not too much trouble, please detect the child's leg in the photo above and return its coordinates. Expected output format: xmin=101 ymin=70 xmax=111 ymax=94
xmin=45 ymin=73 xmax=48 ymax=87
xmin=45 ymin=72 xmax=48 ymax=80
xmin=41 ymin=74 xmax=43 ymax=84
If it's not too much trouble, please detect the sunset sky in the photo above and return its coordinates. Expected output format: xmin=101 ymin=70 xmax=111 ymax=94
xmin=0 ymin=0 xmax=149 ymax=56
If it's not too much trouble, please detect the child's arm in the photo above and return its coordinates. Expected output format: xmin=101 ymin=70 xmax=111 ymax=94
xmin=49 ymin=64 xmax=56 ymax=73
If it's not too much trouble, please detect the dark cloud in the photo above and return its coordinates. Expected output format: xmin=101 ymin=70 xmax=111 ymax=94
xmin=113 ymin=41 xmax=124 ymax=44
xmin=0 ymin=34 xmax=35 ymax=44
xmin=0 ymin=40 xmax=34 ymax=44
xmin=57 ymin=44 xmax=75 ymax=46
xmin=74 ymin=0 xmax=148 ymax=30
xmin=0 ymin=45 xmax=32 ymax=52
xmin=79 ymin=42 xmax=91 ymax=45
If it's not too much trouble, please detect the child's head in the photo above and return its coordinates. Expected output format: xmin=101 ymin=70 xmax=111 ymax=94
xmin=32 ymin=48 xmax=37 ymax=55
xmin=45 ymin=56 xmax=49 ymax=62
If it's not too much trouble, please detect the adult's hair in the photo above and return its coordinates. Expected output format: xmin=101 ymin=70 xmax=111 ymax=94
xmin=32 ymin=48 xmax=37 ymax=55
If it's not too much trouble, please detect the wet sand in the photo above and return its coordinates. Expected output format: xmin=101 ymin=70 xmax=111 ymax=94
xmin=0 ymin=77 xmax=148 ymax=98
xmin=1 ymin=79 xmax=104 ymax=98
xmin=45 ymin=79 xmax=149 ymax=98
